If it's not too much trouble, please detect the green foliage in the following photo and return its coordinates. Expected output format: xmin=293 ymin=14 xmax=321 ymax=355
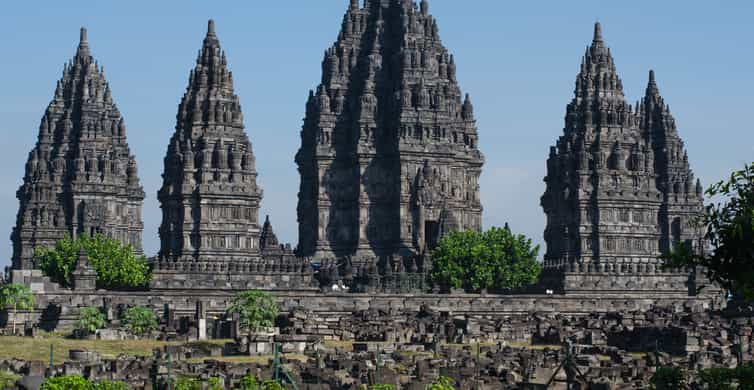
xmin=93 ymin=380 xmax=132 ymax=390
xmin=369 ymin=385 xmax=396 ymax=390
xmin=228 ymin=290 xmax=279 ymax=332
xmin=34 ymin=234 xmax=151 ymax=290
xmin=650 ymin=366 xmax=685 ymax=390
xmin=699 ymin=367 xmax=735 ymax=390
xmin=77 ymin=307 xmax=106 ymax=335
xmin=41 ymin=375 xmax=93 ymax=390
xmin=0 ymin=283 xmax=35 ymax=333
xmin=121 ymin=306 xmax=157 ymax=336
xmin=235 ymin=375 xmax=259 ymax=390
xmin=261 ymin=380 xmax=285 ymax=390
xmin=207 ymin=377 xmax=224 ymax=390
xmin=430 ymin=225 xmax=541 ymax=292
xmin=663 ymin=162 xmax=754 ymax=299
xmin=0 ymin=283 xmax=35 ymax=311
xmin=697 ymin=364 xmax=754 ymax=389
xmin=426 ymin=376 xmax=456 ymax=390
xmin=0 ymin=370 xmax=20 ymax=390
xmin=173 ymin=377 xmax=200 ymax=390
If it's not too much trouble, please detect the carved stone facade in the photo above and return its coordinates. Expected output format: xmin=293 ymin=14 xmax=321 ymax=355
xmin=11 ymin=28 xmax=145 ymax=270
xmin=155 ymin=20 xmax=262 ymax=273
xmin=152 ymin=21 xmax=312 ymax=290
xmin=540 ymin=23 xmax=705 ymax=292
xmin=296 ymin=0 xmax=484 ymax=263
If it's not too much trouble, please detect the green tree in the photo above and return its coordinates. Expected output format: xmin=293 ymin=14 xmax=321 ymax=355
xmin=427 ymin=376 xmax=456 ymax=390
xmin=430 ymin=225 xmax=541 ymax=292
xmin=41 ymin=375 xmax=93 ymax=390
xmin=0 ymin=283 xmax=35 ymax=334
xmin=207 ymin=377 xmax=224 ymax=390
xmin=35 ymin=234 xmax=151 ymax=290
xmin=121 ymin=306 xmax=157 ymax=336
xmin=663 ymin=163 xmax=754 ymax=299
xmin=228 ymin=290 xmax=279 ymax=333
xmin=650 ymin=366 xmax=685 ymax=390
xmin=699 ymin=367 xmax=735 ymax=390
xmin=261 ymin=380 xmax=285 ymax=390
xmin=173 ymin=377 xmax=201 ymax=390
xmin=77 ymin=307 xmax=106 ymax=335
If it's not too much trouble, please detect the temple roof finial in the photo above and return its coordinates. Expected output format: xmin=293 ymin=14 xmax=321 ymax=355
xmin=593 ymin=22 xmax=603 ymax=43
xmin=207 ymin=19 xmax=215 ymax=36
xmin=80 ymin=27 xmax=88 ymax=46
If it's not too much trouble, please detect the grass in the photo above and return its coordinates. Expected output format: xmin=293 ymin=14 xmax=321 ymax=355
xmin=322 ymin=339 xmax=355 ymax=352
xmin=0 ymin=335 xmax=232 ymax=365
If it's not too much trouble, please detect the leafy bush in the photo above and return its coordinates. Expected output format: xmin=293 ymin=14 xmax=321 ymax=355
xmin=173 ymin=377 xmax=201 ymax=390
xmin=0 ymin=370 xmax=20 ymax=389
xmin=207 ymin=377 xmax=224 ymax=390
xmin=261 ymin=381 xmax=285 ymax=390
xmin=650 ymin=366 xmax=685 ymax=390
xmin=427 ymin=376 xmax=456 ymax=390
xmin=699 ymin=367 xmax=735 ymax=390
xmin=41 ymin=375 xmax=93 ymax=390
xmin=121 ymin=306 xmax=157 ymax=336
xmin=369 ymin=385 xmax=396 ymax=390
xmin=235 ymin=374 xmax=259 ymax=390
xmin=93 ymin=380 xmax=132 ymax=390
xmin=0 ymin=283 xmax=35 ymax=334
xmin=77 ymin=307 xmax=106 ymax=335
xmin=35 ymin=234 xmax=151 ymax=290
xmin=431 ymin=225 xmax=541 ymax=292
xmin=228 ymin=290 xmax=279 ymax=332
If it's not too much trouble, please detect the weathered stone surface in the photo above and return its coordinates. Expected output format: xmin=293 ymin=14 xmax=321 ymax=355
xmin=296 ymin=0 xmax=483 ymax=265
xmin=540 ymin=23 xmax=707 ymax=294
xmin=11 ymin=27 xmax=144 ymax=270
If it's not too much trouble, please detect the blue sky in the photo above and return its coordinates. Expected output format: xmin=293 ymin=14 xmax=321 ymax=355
xmin=0 ymin=1 xmax=752 ymax=268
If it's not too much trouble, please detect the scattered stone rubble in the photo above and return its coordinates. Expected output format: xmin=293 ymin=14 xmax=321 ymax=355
xmin=2 ymin=305 xmax=753 ymax=389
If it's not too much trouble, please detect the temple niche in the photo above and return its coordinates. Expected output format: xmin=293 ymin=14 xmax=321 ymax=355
xmin=540 ymin=23 xmax=708 ymax=295
xmin=11 ymin=27 xmax=145 ymax=270
xmin=295 ymin=0 xmax=484 ymax=267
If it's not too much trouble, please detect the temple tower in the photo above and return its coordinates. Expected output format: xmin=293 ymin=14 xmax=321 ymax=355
xmin=540 ymin=23 xmax=705 ymax=294
xmin=156 ymin=20 xmax=263 ymax=273
xmin=11 ymin=28 xmax=145 ymax=270
xmin=296 ymin=0 xmax=484 ymax=264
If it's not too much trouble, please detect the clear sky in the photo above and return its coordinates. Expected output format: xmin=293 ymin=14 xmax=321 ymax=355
xmin=0 ymin=1 xmax=752 ymax=268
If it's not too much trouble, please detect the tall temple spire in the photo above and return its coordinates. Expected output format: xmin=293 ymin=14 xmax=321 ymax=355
xmin=11 ymin=28 xmax=144 ymax=269
xmin=541 ymin=22 xmax=705 ymax=295
xmin=296 ymin=1 xmax=483 ymax=260
xmin=155 ymin=20 xmax=262 ymax=283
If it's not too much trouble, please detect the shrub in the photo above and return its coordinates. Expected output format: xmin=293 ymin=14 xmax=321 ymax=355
xmin=173 ymin=377 xmax=201 ymax=390
xmin=699 ymin=367 xmax=735 ymax=390
xmin=235 ymin=374 xmax=259 ymax=390
xmin=431 ymin=225 xmax=541 ymax=292
xmin=0 ymin=283 xmax=35 ymax=334
xmin=427 ymin=376 xmax=456 ymax=390
xmin=35 ymin=234 xmax=151 ymax=290
xmin=650 ymin=366 xmax=685 ymax=390
xmin=228 ymin=290 xmax=279 ymax=332
xmin=207 ymin=377 xmax=224 ymax=390
xmin=93 ymin=380 xmax=132 ymax=390
xmin=369 ymin=385 xmax=396 ymax=390
xmin=261 ymin=380 xmax=285 ymax=390
xmin=0 ymin=370 xmax=20 ymax=389
xmin=121 ymin=306 xmax=157 ymax=336
xmin=41 ymin=375 xmax=93 ymax=390
xmin=77 ymin=307 xmax=106 ymax=335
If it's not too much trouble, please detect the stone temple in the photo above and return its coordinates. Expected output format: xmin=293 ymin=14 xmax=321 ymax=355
xmin=10 ymin=28 xmax=145 ymax=270
xmin=295 ymin=0 xmax=484 ymax=267
xmin=152 ymin=21 xmax=310 ymax=289
xmin=540 ymin=23 xmax=708 ymax=294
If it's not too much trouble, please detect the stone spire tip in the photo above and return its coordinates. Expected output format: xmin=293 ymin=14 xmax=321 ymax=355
xmin=649 ymin=69 xmax=656 ymax=84
xmin=593 ymin=22 xmax=603 ymax=43
xmin=79 ymin=27 xmax=88 ymax=46
xmin=207 ymin=19 xmax=215 ymax=35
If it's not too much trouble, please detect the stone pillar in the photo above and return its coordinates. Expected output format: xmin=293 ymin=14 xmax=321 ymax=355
xmin=72 ymin=248 xmax=96 ymax=291
xmin=196 ymin=301 xmax=206 ymax=340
